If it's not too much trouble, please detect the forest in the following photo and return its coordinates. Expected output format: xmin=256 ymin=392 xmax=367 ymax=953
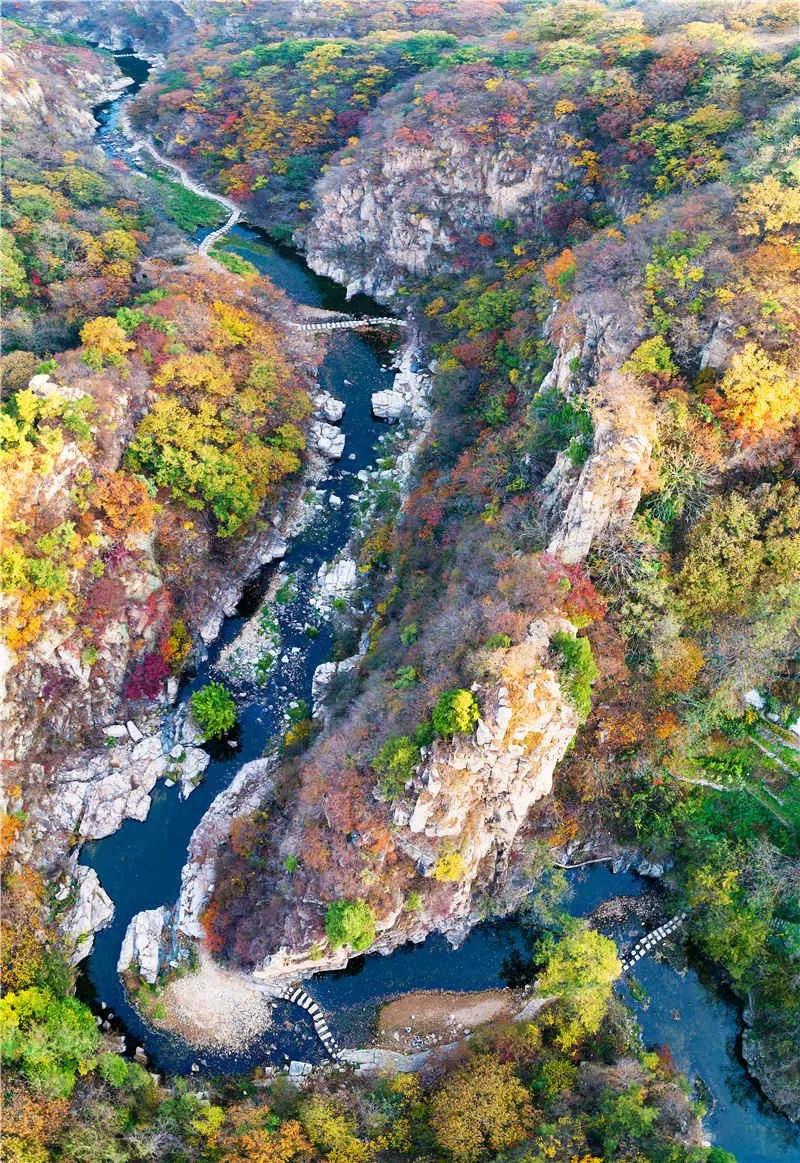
xmin=1 ymin=0 xmax=799 ymax=1160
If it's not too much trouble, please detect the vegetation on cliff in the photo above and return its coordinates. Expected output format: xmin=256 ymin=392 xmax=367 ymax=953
xmin=3 ymin=0 xmax=800 ymax=1153
xmin=192 ymin=0 xmax=799 ymax=1117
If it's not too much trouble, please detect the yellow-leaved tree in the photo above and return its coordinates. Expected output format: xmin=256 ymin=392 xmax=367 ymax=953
xmin=715 ymin=343 xmax=799 ymax=436
xmin=536 ymin=921 xmax=621 ymax=1050
xmin=79 ymin=316 xmax=133 ymax=368
xmin=738 ymin=175 xmax=800 ymax=237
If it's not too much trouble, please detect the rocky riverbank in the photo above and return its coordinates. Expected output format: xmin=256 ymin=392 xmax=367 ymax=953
xmin=115 ymin=331 xmax=433 ymax=997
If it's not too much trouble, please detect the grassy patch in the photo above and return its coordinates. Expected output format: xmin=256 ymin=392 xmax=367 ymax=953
xmin=150 ymin=172 xmax=227 ymax=233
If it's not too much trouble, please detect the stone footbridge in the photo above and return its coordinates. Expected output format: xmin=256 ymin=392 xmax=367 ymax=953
xmin=275 ymin=912 xmax=688 ymax=1063
xmin=278 ymin=983 xmax=341 ymax=1059
xmin=287 ymin=317 xmax=407 ymax=334
xmin=621 ymin=912 xmax=688 ymax=974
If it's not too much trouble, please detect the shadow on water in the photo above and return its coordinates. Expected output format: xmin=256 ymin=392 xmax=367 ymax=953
xmin=76 ymin=50 xmax=800 ymax=1162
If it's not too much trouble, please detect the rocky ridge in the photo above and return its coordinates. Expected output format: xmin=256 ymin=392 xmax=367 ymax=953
xmin=0 ymin=33 xmax=129 ymax=139
xmin=305 ymin=110 xmax=581 ymax=300
xmin=540 ymin=301 xmax=658 ymax=563
xmin=4 ymin=0 xmax=193 ymax=57
xmin=251 ymin=615 xmax=580 ymax=987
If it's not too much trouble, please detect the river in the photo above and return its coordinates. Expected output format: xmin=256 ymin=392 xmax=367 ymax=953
xmin=80 ymin=49 xmax=799 ymax=1163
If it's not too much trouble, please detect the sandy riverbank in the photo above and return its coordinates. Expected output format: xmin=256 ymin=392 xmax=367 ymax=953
xmin=375 ymin=988 xmax=518 ymax=1053
xmin=156 ymin=949 xmax=273 ymax=1049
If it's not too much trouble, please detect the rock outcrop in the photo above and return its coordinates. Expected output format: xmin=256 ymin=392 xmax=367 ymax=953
xmin=118 ymin=906 xmax=169 ymax=985
xmin=742 ymin=1003 xmax=800 ymax=1124
xmin=0 ymin=34 xmax=129 ymax=140
xmin=58 ymin=865 xmax=114 ymax=965
xmin=393 ymin=618 xmax=578 ymax=896
xmin=5 ymin=0 xmax=193 ymax=57
xmin=175 ymin=758 xmax=276 ymax=942
xmin=26 ymin=712 xmax=210 ymax=853
xmin=253 ymin=617 xmax=579 ymax=986
xmin=540 ymin=294 xmax=658 ymax=564
xmin=304 ymin=98 xmax=581 ymax=300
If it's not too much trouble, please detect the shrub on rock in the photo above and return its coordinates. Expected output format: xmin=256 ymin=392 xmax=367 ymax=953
xmin=325 ymin=899 xmax=376 ymax=952
xmin=432 ymin=688 xmax=480 ymax=737
xmin=190 ymin=681 xmax=237 ymax=741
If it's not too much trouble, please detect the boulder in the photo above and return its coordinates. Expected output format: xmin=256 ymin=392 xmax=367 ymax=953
xmin=35 ymin=738 xmax=167 ymax=842
xmin=316 ymin=556 xmax=357 ymax=603
xmin=311 ymin=421 xmax=346 ymax=459
xmin=180 ymin=746 xmax=210 ymax=798
xmin=118 ymin=906 xmax=168 ymax=984
xmin=59 ymin=866 xmax=114 ymax=965
xmin=372 ymin=389 xmax=405 ymax=420
xmin=313 ymin=390 xmax=345 ymax=424
xmin=311 ymin=654 xmax=360 ymax=717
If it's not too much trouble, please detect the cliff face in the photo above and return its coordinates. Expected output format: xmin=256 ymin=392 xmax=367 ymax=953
xmin=0 ymin=365 xmax=166 ymax=771
xmin=236 ymin=619 xmax=581 ymax=986
xmin=540 ymin=296 xmax=658 ymax=564
xmin=4 ymin=0 xmax=193 ymax=56
xmin=304 ymin=91 xmax=584 ymax=300
xmin=0 ymin=24 xmax=129 ymax=139
xmin=392 ymin=619 xmax=578 ymax=895
xmin=1 ymin=257 xmax=328 ymax=868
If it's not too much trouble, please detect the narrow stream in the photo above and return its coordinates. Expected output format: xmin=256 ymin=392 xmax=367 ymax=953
xmin=80 ymin=50 xmax=800 ymax=1162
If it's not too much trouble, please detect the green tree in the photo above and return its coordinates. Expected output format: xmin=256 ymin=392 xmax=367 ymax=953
xmin=622 ymin=336 xmax=678 ymax=378
xmin=190 ymin=681 xmax=237 ymax=741
xmin=599 ymin=1084 xmax=659 ymax=1155
xmin=0 ymin=228 xmax=29 ymax=306
xmin=432 ymin=689 xmax=480 ymax=737
xmin=372 ymin=735 xmax=420 ymax=799
xmin=536 ymin=922 xmax=621 ymax=1049
xmin=325 ymin=899 xmax=376 ymax=952
xmin=550 ymin=632 xmax=598 ymax=723
xmin=0 ymin=987 xmax=100 ymax=1097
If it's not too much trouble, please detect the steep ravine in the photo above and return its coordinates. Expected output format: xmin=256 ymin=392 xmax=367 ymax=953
xmin=45 ymin=45 xmax=800 ymax=1163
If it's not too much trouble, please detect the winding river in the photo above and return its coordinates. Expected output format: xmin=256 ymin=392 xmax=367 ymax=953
xmin=81 ymin=51 xmax=800 ymax=1163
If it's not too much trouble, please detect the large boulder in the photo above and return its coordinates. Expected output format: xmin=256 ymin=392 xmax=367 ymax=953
xmin=118 ymin=906 xmax=168 ymax=985
xmin=59 ymin=866 xmax=114 ymax=965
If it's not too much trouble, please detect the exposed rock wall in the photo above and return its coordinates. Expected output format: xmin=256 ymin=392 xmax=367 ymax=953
xmin=541 ymin=300 xmax=658 ymax=563
xmin=304 ymin=109 xmax=580 ymax=300
xmin=4 ymin=0 xmax=193 ymax=56
xmin=0 ymin=33 xmax=129 ymax=139
xmin=253 ymin=617 xmax=579 ymax=987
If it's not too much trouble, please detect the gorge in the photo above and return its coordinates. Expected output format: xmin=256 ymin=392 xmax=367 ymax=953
xmin=3 ymin=6 xmax=800 ymax=1162
xmin=72 ymin=47 xmax=800 ymax=1163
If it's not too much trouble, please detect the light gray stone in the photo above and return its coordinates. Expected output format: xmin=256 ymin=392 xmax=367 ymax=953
xmin=118 ymin=906 xmax=167 ymax=984
xmin=372 ymin=388 xmax=405 ymax=420
xmin=60 ymin=866 xmax=114 ymax=965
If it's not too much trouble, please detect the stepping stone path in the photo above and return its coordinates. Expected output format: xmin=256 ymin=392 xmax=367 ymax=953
xmin=278 ymin=984 xmax=341 ymax=1060
xmin=286 ymin=317 xmax=407 ymax=333
xmin=621 ymin=912 xmax=688 ymax=974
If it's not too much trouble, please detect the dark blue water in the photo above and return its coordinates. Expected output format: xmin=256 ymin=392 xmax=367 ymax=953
xmin=619 ymin=960 xmax=800 ymax=1163
xmin=78 ymin=52 xmax=800 ymax=1160
xmin=79 ymin=228 xmax=399 ymax=1069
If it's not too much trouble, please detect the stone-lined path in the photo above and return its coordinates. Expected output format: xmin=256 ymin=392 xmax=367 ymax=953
xmin=621 ymin=912 xmax=688 ymax=974
xmin=278 ymin=984 xmax=341 ymax=1059
xmin=125 ymin=134 xmax=241 ymax=258
xmin=273 ymin=913 xmax=688 ymax=1065
xmin=116 ymin=118 xmax=406 ymax=329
